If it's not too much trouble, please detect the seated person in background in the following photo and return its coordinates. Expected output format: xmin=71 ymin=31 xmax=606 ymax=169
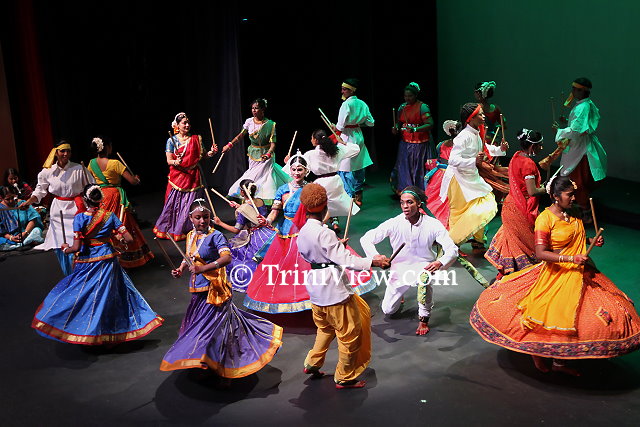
xmin=0 ymin=186 xmax=44 ymax=250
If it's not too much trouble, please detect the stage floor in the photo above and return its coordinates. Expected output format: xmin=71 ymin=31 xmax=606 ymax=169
xmin=2 ymin=171 xmax=640 ymax=426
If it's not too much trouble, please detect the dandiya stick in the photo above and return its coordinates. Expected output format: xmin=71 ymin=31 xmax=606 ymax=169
xmin=320 ymin=114 xmax=346 ymax=145
xmin=318 ymin=108 xmax=332 ymax=126
xmin=168 ymin=234 xmax=193 ymax=267
xmin=80 ymin=161 xmax=92 ymax=184
xmin=59 ymin=210 xmax=67 ymax=245
xmin=167 ymin=131 xmax=184 ymax=164
xmin=389 ymin=243 xmax=406 ymax=262
xmin=119 ymin=204 xmax=125 ymax=222
xmin=392 ymin=107 xmax=397 ymax=128
xmin=196 ymin=164 xmax=217 ymax=218
xmin=550 ymin=96 xmax=556 ymax=123
xmin=343 ymin=198 xmax=354 ymax=240
xmin=116 ymin=152 xmax=135 ymax=176
xmin=211 ymin=152 xmax=225 ymax=174
xmin=490 ymin=126 xmax=501 ymax=146
xmin=585 ymin=228 xmax=604 ymax=257
xmin=589 ymin=198 xmax=599 ymax=233
xmin=208 ymin=117 xmax=217 ymax=151
xmin=154 ymin=237 xmax=177 ymax=270
xmin=210 ymin=187 xmax=233 ymax=205
xmin=287 ymin=130 xmax=298 ymax=159
xmin=242 ymin=184 xmax=260 ymax=216
xmin=499 ymin=113 xmax=506 ymax=143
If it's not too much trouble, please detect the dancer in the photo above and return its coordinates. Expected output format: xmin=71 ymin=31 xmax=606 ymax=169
xmin=160 ymin=199 xmax=282 ymax=378
xmin=486 ymin=129 xmax=546 ymax=278
xmin=288 ymin=129 xmax=360 ymax=232
xmin=244 ymin=153 xmax=374 ymax=313
xmin=360 ymin=186 xmax=458 ymax=335
xmin=390 ymin=82 xmax=435 ymax=195
xmin=21 ymin=140 xmax=94 ymax=275
xmin=32 ymin=185 xmax=163 ymax=345
xmin=554 ymin=77 xmax=607 ymax=214
xmin=154 ymin=112 xmax=210 ymax=241
xmin=213 ymin=179 xmax=276 ymax=293
xmin=474 ymin=81 xmax=510 ymax=204
xmin=297 ymin=183 xmax=390 ymax=388
xmin=223 ymin=98 xmax=290 ymax=203
xmin=474 ymin=81 xmax=506 ymax=140
xmin=471 ymin=176 xmax=640 ymax=375
xmin=87 ymin=136 xmax=154 ymax=268
xmin=440 ymin=103 xmax=507 ymax=250
xmin=332 ymin=78 xmax=374 ymax=206
xmin=0 ymin=185 xmax=44 ymax=250
xmin=424 ymin=120 xmax=458 ymax=228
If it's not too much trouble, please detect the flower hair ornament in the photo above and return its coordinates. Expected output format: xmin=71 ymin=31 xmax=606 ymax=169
xmin=289 ymin=149 xmax=309 ymax=174
xmin=83 ymin=184 xmax=103 ymax=203
xmin=477 ymin=81 xmax=496 ymax=99
xmin=442 ymin=120 xmax=459 ymax=137
xmin=189 ymin=198 xmax=211 ymax=215
xmin=171 ymin=112 xmax=188 ymax=134
xmin=408 ymin=82 xmax=421 ymax=92
xmin=545 ymin=165 xmax=564 ymax=196
xmin=517 ymin=128 xmax=543 ymax=144
xmin=92 ymin=137 xmax=104 ymax=153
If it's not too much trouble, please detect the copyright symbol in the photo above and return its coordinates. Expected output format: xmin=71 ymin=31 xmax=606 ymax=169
xmin=230 ymin=264 xmax=254 ymax=285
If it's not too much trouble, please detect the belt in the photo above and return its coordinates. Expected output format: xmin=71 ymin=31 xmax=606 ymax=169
xmin=54 ymin=194 xmax=80 ymax=201
xmin=315 ymin=172 xmax=337 ymax=179
xmin=344 ymin=124 xmax=360 ymax=129
xmin=310 ymin=262 xmax=338 ymax=269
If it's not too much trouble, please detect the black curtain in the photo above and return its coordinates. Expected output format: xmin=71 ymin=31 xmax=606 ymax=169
xmin=31 ymin=1 xmax=244 ymax=196
xmin=10 ymin=2 xmax=438 ymax=197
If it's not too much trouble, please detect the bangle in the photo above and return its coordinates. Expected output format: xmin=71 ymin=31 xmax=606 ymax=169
xmin=213 ymin=260 xmax=219 ymax=269
xmin=569 ymin=255 xmax=574 ymax=264
xmin=559 ymin=255 xmax=564 ymax=263
xmin=225 ymin=142 xmax=233 ymax=150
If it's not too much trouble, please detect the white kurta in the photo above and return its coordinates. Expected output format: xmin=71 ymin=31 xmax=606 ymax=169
xmin=32 ymin=162 xmax=94 ymax=251
xmin=298 ymin=218 xmax=372 ymax=306
xmin=360 ymin=213 xmax=458 ymax=291
xmin=336 ymin=96 xmax=374 ymax=172
xmin=555 ymin=98 xmax=607 ymax=181
xmin=439 ymin=124 xmax=506 ymax=202
xmin=304 ymin=143 xmax=361 ymax=217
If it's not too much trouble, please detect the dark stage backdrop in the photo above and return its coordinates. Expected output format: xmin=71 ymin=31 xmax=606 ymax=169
xmin=2 ymin=1 xmax=438 ymax=197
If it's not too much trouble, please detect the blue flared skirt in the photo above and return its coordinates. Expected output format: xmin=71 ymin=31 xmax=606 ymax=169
xmin=32 ymin=256 xmax=163 ymax=344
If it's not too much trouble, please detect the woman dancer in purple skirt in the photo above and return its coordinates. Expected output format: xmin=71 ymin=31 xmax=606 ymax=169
xmin=160 ymin=199 xmax=282 ymax=378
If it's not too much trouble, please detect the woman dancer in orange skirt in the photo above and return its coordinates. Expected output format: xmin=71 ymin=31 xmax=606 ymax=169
xmin=87 ymin=137 xmax=153 ymax=268
xmin=471 ymin=176 xmax=640 ymax=375
xmin=485 ymin=129 xmax=546 ymax=279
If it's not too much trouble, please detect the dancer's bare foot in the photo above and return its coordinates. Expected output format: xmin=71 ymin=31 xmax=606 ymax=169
xmin=552 ymin=361 xmax=581 ymax=377
xmin=532 ymin=355 xmax=550 ymax=373
xmin=416 ymin=316 xmax=430 ymax=335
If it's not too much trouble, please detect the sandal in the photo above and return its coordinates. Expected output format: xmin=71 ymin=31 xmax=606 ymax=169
xmin=335 ymin=379 xmax=366 ymax=389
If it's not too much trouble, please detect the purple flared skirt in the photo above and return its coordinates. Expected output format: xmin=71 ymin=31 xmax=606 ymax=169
xmin=160 ymin=292 xmax=283 ymax=378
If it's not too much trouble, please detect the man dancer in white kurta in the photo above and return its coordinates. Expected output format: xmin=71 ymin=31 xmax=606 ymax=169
xmin=297 ymin=183 xmax=389 ymax=388
xmin=360 ymin=186 xmax=458 ymax=335
xmin=439 ymin=103 xmax=508 ymax=247
xmin=332 ymin=78 xmax=374 ymax=206
xmin=555 ymin=77 xmax=607 ymax=213
xmin=23 ymin=142 xmax=94 ymax=275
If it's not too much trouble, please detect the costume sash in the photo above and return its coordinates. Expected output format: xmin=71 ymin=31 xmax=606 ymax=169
xmin=88 ymin=158 xmax=130 ymax=208
xmin=168 ymin=135 xmax=203 ymax=192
